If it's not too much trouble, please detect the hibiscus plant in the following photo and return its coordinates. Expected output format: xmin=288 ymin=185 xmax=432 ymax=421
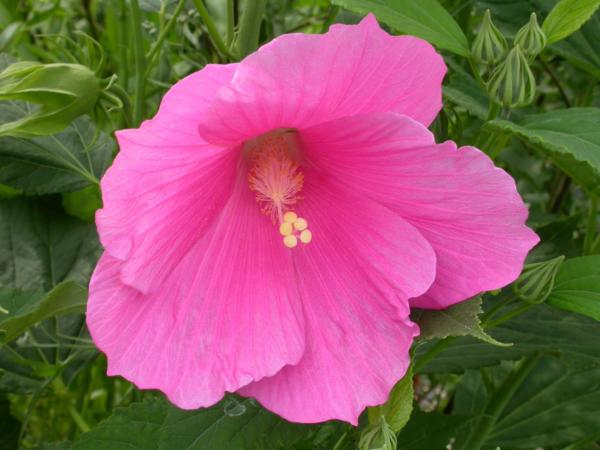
xmin=0 ymin=1 xmax=600 ymax=449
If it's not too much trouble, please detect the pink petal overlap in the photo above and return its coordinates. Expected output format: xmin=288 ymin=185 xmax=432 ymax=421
xmin=301 ymin=112 xmax=539 ymax=309
xmin=239 ymin=174 xmax=435 ymax=424
xmin=197 ymin=14 xmax=446 ymax=147
xmin=88 ymin=171 xmax=305 ymax=408
xmin=96 ymin=65 xmax=238 ymax=294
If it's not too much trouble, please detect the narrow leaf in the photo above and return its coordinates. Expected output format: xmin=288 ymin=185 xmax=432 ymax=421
xmin=484 ymin=108 xmax=600 ymax=196
xmin=542 ymin=0 xmax=600 ymax=44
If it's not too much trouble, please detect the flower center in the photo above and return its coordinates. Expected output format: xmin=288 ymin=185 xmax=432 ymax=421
xmin=246 ymin=131 xmax=312 ymax=248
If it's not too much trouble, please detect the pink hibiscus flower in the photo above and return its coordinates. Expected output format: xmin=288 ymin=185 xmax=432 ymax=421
xmin=87 ymin=15 xmax=538 ymax=424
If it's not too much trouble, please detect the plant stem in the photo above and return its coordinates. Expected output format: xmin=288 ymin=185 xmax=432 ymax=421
xmin=68 ymin=405 xmax=91 ymax=433
xmin=540 ymin=56 xmax=571 ymax=108
xmin=584 ymin=197 xmax=599 ymax=255
xmin=414 ymin=337 xmax=456 ymax=373
xmin=484 ymin=303 xmax=534 ymax=329
xmin=332 ymin=431 xmax=349 ymax=450
xmin=321 ymin=5 xmax=339 ymax=32
xmin=236 ymin=0 xmax=266 ymax=58
xmin=82 ymin=0 xmax=99 ymax=39
xmin=461 ymin=355 xmax=541 ymax=450
xmin=193 ymin=0 xmax=236 ymax=60
xmin=146 ymin=0 xmax=186 ymax=72
xmin=226 ymin=0 xmax=235 ymax=46
xmin=116 ymin=0 xmax=129 ymax=89
xmin=130 ymin=0 xmax=146 ymax=125
xmin=548 ymin=174 xmax=571 ymax=213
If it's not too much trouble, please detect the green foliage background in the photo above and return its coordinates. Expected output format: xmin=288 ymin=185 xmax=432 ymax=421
xmin=1 ymin=0 xmax=600 ymax=449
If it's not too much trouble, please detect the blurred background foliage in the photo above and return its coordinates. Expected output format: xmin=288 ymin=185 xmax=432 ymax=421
xmin=0 ymin=0 xmax=600 ymax=449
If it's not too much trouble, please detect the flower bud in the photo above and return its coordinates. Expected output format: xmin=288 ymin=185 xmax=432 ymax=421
xmin=487 ymin=45 xmax=536 ymax=107
xmin=359 ymin=417 xmax=397 ymax=450
xmin=514 ymin=13 xmax=547 ymax=59
xmin=0 ymin=62 xmax=100 ymax=137
xmin=513 ymin=256 xmax=564 ymax=304
xmin=471 ymin=9 xmax=508 ymax=65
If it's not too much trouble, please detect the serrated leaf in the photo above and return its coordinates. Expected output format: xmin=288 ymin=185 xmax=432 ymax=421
xmin=415 ymin=304 xmax=600 ymax=374
xmin=484 ymin=108 xmax=600 ymax=195
xmin=547 ymin=255 xmax=600 ymax=321
xmin=0 ymin=281 xmax=87 ymax=344
xmin=330 ymin=0 xmax=469 ymax=56
xmin=542 ymin=0 xmax=600 ymax=44
xmin=368 ymin=369 xmax=413 ymax=434
xmin=72 ymin=396 xmax=319 ymax=450
xmin=414 ymin=297 xmax=508 ymax=346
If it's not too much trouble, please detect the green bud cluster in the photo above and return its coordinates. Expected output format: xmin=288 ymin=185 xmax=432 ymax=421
xmin=513 ymin=256 xmax=565 ymax=304
xmin=0 ymin=62 xmax=101 ymax=137
xmin=487 ymin=45 xmax=537 ymax=108
xmin=471 ymin=9 xmax=508 ymax=65
xmin=515 ymin=13 xmax=547 ymax=59
xmin=359 ymin=417 xmax=397 ymax=450
xmin=471 ymin=9 xmax=548 ymax=109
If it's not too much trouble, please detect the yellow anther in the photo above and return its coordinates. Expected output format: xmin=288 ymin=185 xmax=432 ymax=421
xmin=283 ymin=211 xmax=297 ymax=223
xmin=293 ymin=217 xmax=308 ymax=231
xmin=283 ymin=235 xmax=298 ymax=248
xmin=279 ymin=222 xmax=293 ymax=236
xmin=299 ymin=229 xmax=312 ymax=244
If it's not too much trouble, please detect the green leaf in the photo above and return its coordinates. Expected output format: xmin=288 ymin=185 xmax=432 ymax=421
xmin=0 ymin=281 xmax=87 ymax=344
xmin=62 ymin=185 xmax=102 ymax=222
xmin=443 ymin=65 xmax=489 ymax=120
xmin=396 ymin=411 xmax=473 ymax=450
xmin=413 ymin=297 xmax=508 ymax=346
xmin=415 ymin=304 xmax=600 ymax=374
xmin=0 ymin=197 xmax=100 ymax=290
xmin=484 ymin=108 xmax=600 ymax=196
xmin=542 ymin=0 xmax=600 ymax=44
xmin=0 ymin=115 xmax=112 ymax=194
xmin=552 ymin=12 xmax=600 ymax=79
xmin=368 ymin=368 xmax=413 ymax=434
xmin=547 ymin=255 xmax=600 ymax=321
xmin=452 ymin=357 xmax=600 ymax=448
xmin=330 ymin=0 xmax=469 ymax=56
xmin=72 ymin=396 xmax=319 ymax=450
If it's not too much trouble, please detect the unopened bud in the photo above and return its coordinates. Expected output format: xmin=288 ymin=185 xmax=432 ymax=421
xmin=514 ymin=13 xmax=547 ymax=59
xmin=359 ymin=417 xmax=397 ymax=450
xmin=471 ymin=9 xmax=508 ymax=65
xmin=0 ymin=62 xmax=100 ymax=137
xmin=487 ymin=45 xmax=536 ymax=107
xmin=514 ymin=256 xmax=564 ymax=304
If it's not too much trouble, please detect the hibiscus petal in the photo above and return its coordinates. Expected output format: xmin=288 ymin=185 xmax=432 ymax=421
xmin=239 ymin=175 xmax=435 ymax=424
xmin=198 ymin=14 xmax=445 ymax=146
xmin=96 ymin=64 xmax=238 ymax=294
xmin=88 ymin=171 xmax=305 ymax=408
xmin=300 ymin=112 xmax=539 ymax=310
